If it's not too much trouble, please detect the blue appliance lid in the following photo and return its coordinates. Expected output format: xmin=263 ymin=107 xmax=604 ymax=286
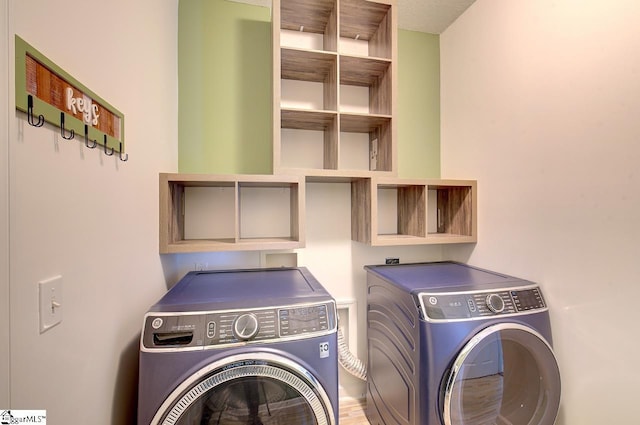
xmin=364 ymin=261 xmax=526 ymax=293
xmin=150 ymin=267 xmax=331 ymax=312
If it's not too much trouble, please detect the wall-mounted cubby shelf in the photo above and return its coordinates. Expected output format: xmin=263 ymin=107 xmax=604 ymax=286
xmin=159 ymin=174 xmax=305 ymax=253
xmin=157 ymin=0 xmax=477 ymax=254
xmin=351 ymin=177 xmax=477 ymax=246
xmin=273 ymin=0 xmax=397 ymax=179
xmin=159 ymin=174 xmax=476 ymax=253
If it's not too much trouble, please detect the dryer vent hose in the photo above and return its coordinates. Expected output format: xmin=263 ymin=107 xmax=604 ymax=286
xmin=337 ymin=327 xmax=367 ymax=381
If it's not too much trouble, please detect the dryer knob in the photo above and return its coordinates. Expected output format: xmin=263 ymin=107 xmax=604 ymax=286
xmin=486 ymin=293 xmax=505 ymax=313
xmin=233 ymin=313 xmax=260 ymax=341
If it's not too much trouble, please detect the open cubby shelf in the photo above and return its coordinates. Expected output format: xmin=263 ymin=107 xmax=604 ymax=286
xmin=159 ymin=174 xmax=476 ymax=252
xmin=159 ymin=174 xmax=305 ymax=253
xmin=274 ymin=0 xmax=397 ymax=178
xmin=351 ymin=177 xmax=477 ymax=246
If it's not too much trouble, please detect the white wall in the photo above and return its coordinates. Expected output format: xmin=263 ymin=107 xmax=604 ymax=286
xmin=441 ymin=0 xmax=640 ymax=423
xmin=1 ymin=0 xmax=10 ymax=408
xmin=299 ymin=183 xmax=446 ymax=397
xmin=6 ymin=0 xmax=177 ymax=422
xmin=4 ymin=2 xmax=444 ymax=419
xmin=161 ymin=182 xmax=446 ymax=399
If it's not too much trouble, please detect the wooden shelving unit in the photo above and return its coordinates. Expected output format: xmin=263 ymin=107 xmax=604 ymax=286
xmin=159 ymin=174 xmax=305 ymax=253
xmin=273 ymin=0 xmax=397 ymax=179
xmin=351 ymin=177 xmax=477 ymax=246
xmin=157 ymin=0 xmax=477 ymax=254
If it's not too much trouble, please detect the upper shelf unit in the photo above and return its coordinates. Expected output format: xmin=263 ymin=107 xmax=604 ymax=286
xmin=351 ymin=177 xmax=477 ymax=246
xmin=273 ymin=0 xmax=397 ymax=179
xmin=159 ymin=173 xmax=305 ymax=253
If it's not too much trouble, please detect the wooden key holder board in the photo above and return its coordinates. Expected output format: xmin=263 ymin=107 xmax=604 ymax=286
xmin=14 ymin=35 xmax=127 ymax=160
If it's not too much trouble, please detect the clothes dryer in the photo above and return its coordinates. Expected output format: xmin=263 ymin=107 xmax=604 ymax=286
xmin=365 ymin=262 xmax=561 ymax=425
xmin=138 ymin=267 xmax=338 ymax=425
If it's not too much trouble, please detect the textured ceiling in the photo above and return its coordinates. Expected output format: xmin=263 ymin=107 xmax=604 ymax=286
xmin=398 ymin=0 xmax=477 ymax=34
xmin=227 ymin=0 xmax=477 ymax=34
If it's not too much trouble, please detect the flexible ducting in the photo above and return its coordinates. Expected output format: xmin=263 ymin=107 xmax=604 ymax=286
xmin=337 ymin=327 xmax=367 ymax=381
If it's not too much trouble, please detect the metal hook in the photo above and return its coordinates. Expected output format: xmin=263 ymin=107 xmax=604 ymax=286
xmin=84 ymin=125 xmax=97 ymax=149
xmin=60 ymin=112 xmax=75 ymax=140
xmin=103 ymin=134 xmax=114 ymax=156
xmin=118 ymin=142 xmax=128 ymax=162
xmin=27 ymin=95 xmax=44 ymax=127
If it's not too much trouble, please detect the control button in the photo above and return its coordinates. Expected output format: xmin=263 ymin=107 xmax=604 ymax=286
xmin=429 ymin=296 xmax=438 ymax=305
xmin=467 ymin=299 xmax=476 ymax=312
xmin=207 ymin=321 xmax=216 ymax=339
xmin=151 ymin=317 xmax=163 ymax=329
xmin=233 ymin=313 xmax=260 ymax=341
xmin=486 ymin=293 xmax=505 ymax=313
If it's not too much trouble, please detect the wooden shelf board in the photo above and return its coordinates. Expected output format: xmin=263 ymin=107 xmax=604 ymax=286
xmin=281 ymin=0 xmax=336 ymax=34
xmin=426 ymin=232 xmax=475 ymax=237
xmin=371 ymin=234 xmax=476 ymax=246
xmin=275 ymin=167 xmax=395 ymax=180
xmin=163 ymin=173 xmax=237 ymax=185
xmin=171 ymin=238 xmax=236 ymax=245
xmin=164 ymin=173 xmax=300 ymax=183
xmin=281 ymin=108 xmax=337 ymax=130
xmin=340 ymin=0 xmax=391 ymax=41
xmin=162 ymin=238 xmax=236 ymax=254
xmin=238 ymin=237 xmax=301 ymax=244
xmin=371 ymin=235 xmax=429 ymax=247
xmin=280 ymin=108 xmax=391 ymax=133
xmin=238 ymin=181 xmax=299 ymax=189
xmin=340 ymin=113 xmax=391 ymax=133
xmin=377 ymin=234 xmax=423 ymax=239
xmin=163 ymin=237 xmax=304 ymax=254
xmin=340 ymin=55 xmax=391 ymax=86
xmin=282 ymin=48 xmax=337 ymax=82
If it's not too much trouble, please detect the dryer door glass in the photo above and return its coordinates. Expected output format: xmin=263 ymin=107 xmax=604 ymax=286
xmin=443 ymin=323 xmax=561 ymax=425
xmin=152 ymin=354 xmax=335 ymax=425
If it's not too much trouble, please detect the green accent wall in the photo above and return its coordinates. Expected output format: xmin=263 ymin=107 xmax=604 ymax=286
xmin=178 ymin=0 xmax=440 ymax=178
xmin=178 ymin=0 xmax=272 ymax=174
xmin=397 ymin=30 xmax=440 ymax=178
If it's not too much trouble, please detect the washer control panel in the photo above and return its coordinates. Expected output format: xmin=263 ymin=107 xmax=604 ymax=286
xmin=419 ymin=286 xmax=546 ymax=321
xmin=279 ymin=304 xmax=330 ymax=336
xmin=142 ymin=301 xmax=336 ymax=350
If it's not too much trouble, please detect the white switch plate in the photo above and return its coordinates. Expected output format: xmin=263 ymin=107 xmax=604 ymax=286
xmin=39 ymin=275 xmax=63 ymax=333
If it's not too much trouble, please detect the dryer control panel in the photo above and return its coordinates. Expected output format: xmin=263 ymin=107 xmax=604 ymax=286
xmin=419 ymin=286 xmax=546 ymax=322
xmin=142 ymin=301 xmax=336 ymax=351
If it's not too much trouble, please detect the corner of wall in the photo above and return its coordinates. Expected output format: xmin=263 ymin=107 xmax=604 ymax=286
xmin=397 ymin=29 xmax=441 ymax=179
xmin=1 ymin=0 xmax=11 ymax=408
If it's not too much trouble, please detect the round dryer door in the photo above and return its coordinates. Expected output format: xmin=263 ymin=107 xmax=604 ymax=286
xmin=443 ymin=323 xmax=561 ymax=425
xmin=151 ymin=352 xmax=335 ymax=425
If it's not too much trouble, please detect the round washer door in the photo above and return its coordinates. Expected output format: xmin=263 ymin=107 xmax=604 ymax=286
xmin=443 ymin=323 xmax=561 ymax=425
xmin=151 ymin=352 xmax=335 ymax=425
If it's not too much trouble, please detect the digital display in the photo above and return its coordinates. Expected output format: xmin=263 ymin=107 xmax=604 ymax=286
xmin=279 ymin=304 xmax=329 ymax=336
xmin=512 ymin=288 xmax=545 ymax=311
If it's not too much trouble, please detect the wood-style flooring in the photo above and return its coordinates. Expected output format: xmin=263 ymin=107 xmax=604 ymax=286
xmin=339 ymin=397 xmax=370 ymax=425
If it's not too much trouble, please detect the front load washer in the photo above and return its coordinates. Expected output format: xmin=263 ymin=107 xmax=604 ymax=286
xmin=365 ymin=261 xmax=561 ymax=425
xmin=138 ymin=267 xmax=338 ymax=425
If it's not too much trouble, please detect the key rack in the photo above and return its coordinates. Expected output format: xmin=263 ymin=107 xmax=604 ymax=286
xmin=15 ymin=35 xmax=127 ymax=161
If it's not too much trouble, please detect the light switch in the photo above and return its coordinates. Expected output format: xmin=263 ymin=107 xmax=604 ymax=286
xmin=39 ymin=275 xmax=63 ymax=333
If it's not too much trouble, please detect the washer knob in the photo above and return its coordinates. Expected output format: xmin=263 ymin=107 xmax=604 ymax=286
xmin=233 ymin=313 xmax=260 ymax=341
xmin=485 ymin=294 xmax=505 ymax=313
